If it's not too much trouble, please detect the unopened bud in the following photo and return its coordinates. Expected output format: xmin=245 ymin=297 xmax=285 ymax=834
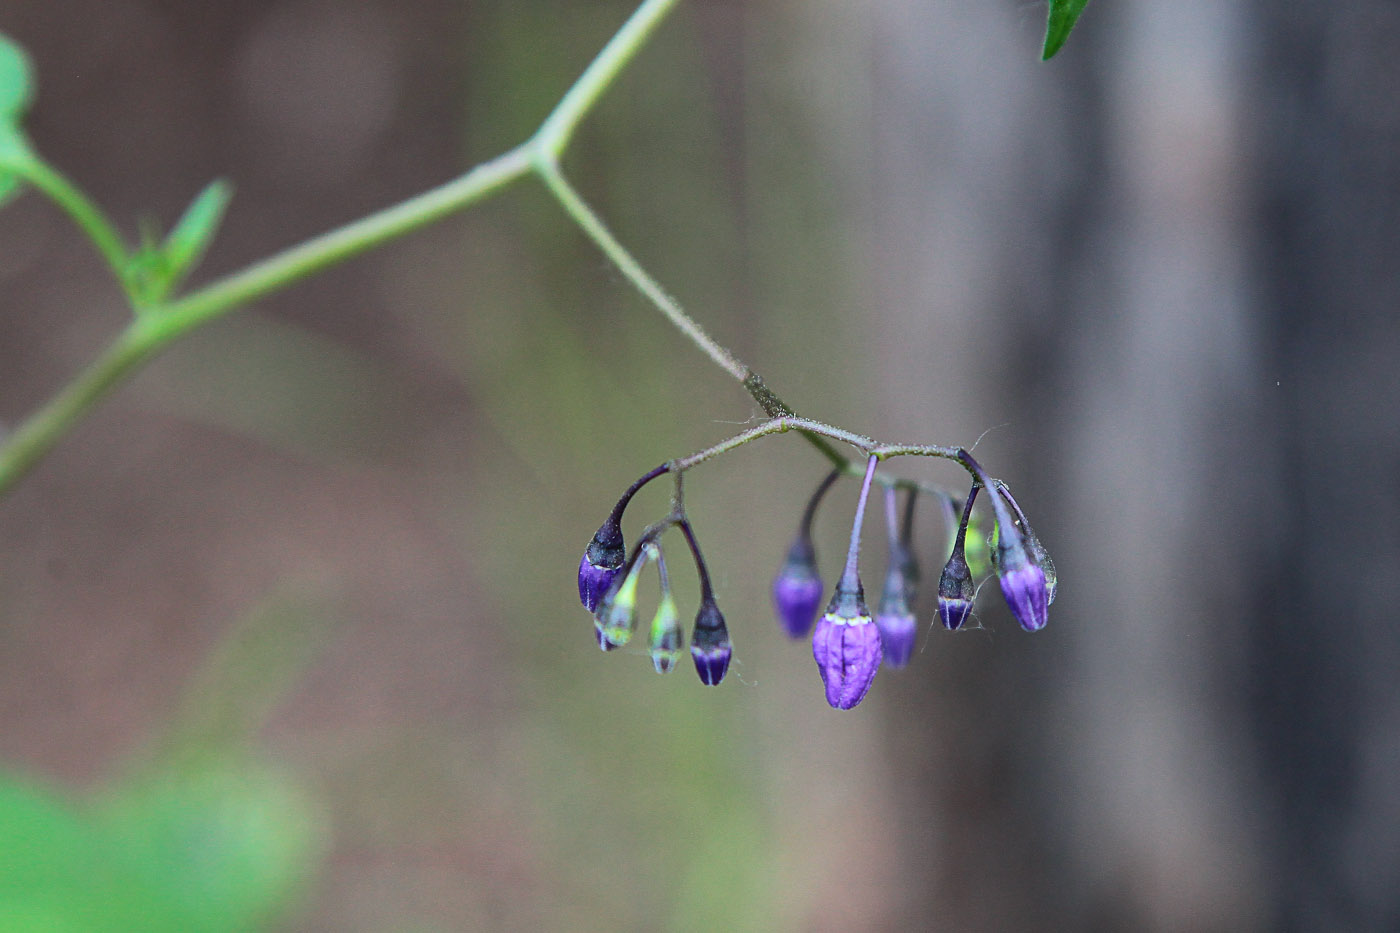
xmin=996 ymin=536 xmax=1049 ymax=632
xmin=772 ymin=537 xmax=825 ymax=638
xmin=989 ymin=483 xmax=1051 ymax=631
xmin=594 ymin=552 xmax=647 ymax=648
xmin=812 ymin=582 xmax=883 ymax=710
xmin=936 ymin=550 xmax=975 ymax=631
xmin=577 ymin=519 xmax=625 ymax=613
xmin=875 ymin=549 xmax=917 ymax=668
xmin=649 ymin=593 xmax=684 ymax=674
xmin=690 ymin=597 xmax=732 ymax=686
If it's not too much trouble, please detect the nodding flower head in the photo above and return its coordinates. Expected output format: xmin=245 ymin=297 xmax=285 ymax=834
xmin=594 ymin=551 xmax=648 ymax=649
xmin=690 ymin=597 xmax=732 ymax=686
xmin=649 ymin=593 xmax=684 ymax=674
xmin=990 ymin=483 xmax=1051 ymax=632
xmin=875 ymin=551 xmax=917 ymax=668
xmin=578 ymin=520 xmax=626 ymax=613
xmin=772 ymin=537 xmax=825 ymax=639
xmin=812 ymin=582 xmax=883 ymax=710
xmin=994 ymin=533 xmax=1049 ymax=632
xmin=875 ymin=487 xmax=919 ymax=667
xmin=937 ymin=487 xmax=978 ymax=631
xmin=937 ymin=551 xmax=976 ymax=631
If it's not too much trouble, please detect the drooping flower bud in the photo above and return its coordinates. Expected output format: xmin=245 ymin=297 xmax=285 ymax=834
xmin=593 ymin=548 xmax=649 ymax=649
xmin=771 ymin=469 xmax=840 ymax=638
xmin=875 ymin=558 xmax=917 ymax=668
xmin=690 ymin=597 xmax=732 ymax=686
xmin=649 ymin=593 xmax=684 ymax=673
xmin=995 ymin=535 xmax=1049 ymax=632
xmin=577 ymin=465 xmax=669 ymax=612
xmin=578 ymin=519 xmax=625 ymax=614
xmin=874 ymin=486 xmax=916 ymax=667
xmin=813 ymin=582 xmax=883 ymax=709
xmin=983 ymin=482 xmax=1051 ymax=632
xmin=994 ymin=481 xmax=1056 ymax=606
xmin=647 ymin=544 xmax=683 ymax=673
xmin=937 ymin=552 xmax=975 ymax=631
xmin=956 ymin=452 xmax=1051 ymax=633
xmin=772 ymin=537 xmax=824 ymax=639
xmin=937 ymin=484 xmax=978 ymax=631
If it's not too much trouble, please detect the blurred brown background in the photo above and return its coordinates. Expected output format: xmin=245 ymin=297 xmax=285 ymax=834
xmin=2 ymin=0 xmax=1399 ymax=930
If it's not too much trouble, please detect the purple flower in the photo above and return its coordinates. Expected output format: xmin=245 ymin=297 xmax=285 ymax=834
xmin=812 ymin=586 xmax=883 ymax=709
xmin=690 ymin=597 xmax=732 ymax=686
xmin=996 ymin=538 xmax=1049 ymax=632
xmin=875 ymin=560 xmax=917 ymax=668
xmin=579 ymin=554 xmax=621 ymax=615
xmin=577 ymin=520 xmax=625 ymax=613
xmin=936 ymin=551 xmax=975 ymax=631
xmin=772 ymin=539 xmax=825 ymax=638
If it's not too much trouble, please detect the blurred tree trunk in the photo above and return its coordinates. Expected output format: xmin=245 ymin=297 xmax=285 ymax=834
xmin=1250 ymin=3 xmax=1400 ymax=930
xmin=859 ymin=0 xmax=1272 ymax=928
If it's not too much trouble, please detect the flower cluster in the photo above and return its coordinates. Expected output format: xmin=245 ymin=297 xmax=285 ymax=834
xmin=577 ymin=444 xmax=1055 ymax=710
xmin=769 ymin=453 xmax=1055 ymax=708
xmin=577 ymin=466 xmax=733 ymax=685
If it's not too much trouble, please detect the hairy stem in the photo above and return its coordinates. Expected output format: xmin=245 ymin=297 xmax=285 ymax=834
xmin=535 ymin=162 xmax=748 ymax=381
xmin=841 ymin=455 xmax=880 ymax=588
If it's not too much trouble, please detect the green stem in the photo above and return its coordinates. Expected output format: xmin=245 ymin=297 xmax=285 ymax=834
xmin=0 ymin=0 xmax=678 ymax=499
xmin=0 ymin=323 xmax=153 ymax=493
xmin=667 ymin=415 xmax=981 ymax=490
xmin=534 ymin=161 xmax=748 ymax=381
xmin=151 ymin=145 xmax=533 ymax=339
xmin=533 ymin=0 xmax=684 ymax=161
xmin=17 ymin=159 xmax=129 ymax=285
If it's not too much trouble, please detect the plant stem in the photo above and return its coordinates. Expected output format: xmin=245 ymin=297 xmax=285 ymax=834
xmin=534 ymin=162 xmax=748 ymax=382
xmin=17 ymin=159 xmax=130 ymax=285
xmin=0 ymin=323 xmax=153 ymax=493
xmin=533 ymin=0 xmax=684 ymax=161
xmin=841 ymin=455 xmax=880 ymax=588
xmin=151 ymin=145 xmax=534 ymax=338
xmin=0 ymin=0 xmax=677 ymax=498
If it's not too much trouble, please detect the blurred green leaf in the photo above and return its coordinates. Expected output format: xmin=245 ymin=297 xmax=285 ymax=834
xmin=126 ymin=180 xmax=233 ymax=306
xmin=0 ymin=33 xmax=35 ymax=208
xmin=0 ymin=33 xmax=33 ymax=119
xmin=1042 ymin=0 xmax=1091 ymax=60
xmin=100 ymin=763 xmax=321 ymax=933
xmin=163 ymin=179 xmax=232 ymax=286
xmin=0 ymin=776 xmax=178 ymax=931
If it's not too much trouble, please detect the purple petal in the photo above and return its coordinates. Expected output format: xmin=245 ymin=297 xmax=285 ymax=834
xmin=812 ymin=612 xmax=884 ymax=709
xmin=875 ymin=609 xmax=917 ymax=668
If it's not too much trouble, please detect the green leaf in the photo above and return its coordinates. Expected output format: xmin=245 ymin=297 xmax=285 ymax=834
xmin=1042 ymin=0 xmax=1092 ymax=60
xmin=99 ymin=762 xmax=320 ymax=933
xmin=125 ymin=180 xmax=233 ymax=306
xmin=163 ymin=179 xmax=232 ymax=285
xmin=0 ymin=775 xmax=177 ymax=932
xmin=0 ymin=33 xmax=34 ymax=119
xmin=0 ymin=34 xmax=35 ymax=207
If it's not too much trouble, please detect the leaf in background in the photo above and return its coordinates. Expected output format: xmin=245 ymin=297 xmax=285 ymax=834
xmin=0 ymin=33 xmax=33 ymax=119
xmin=99 ymin=762 xmax=322 ymax=933
xmin=0 ymin=776 xmax=179 ymax=932
xmin=0 ymin=32 xmax=36 ymax=207
xmin=1042 ymin=0 xmax=1092 ymax=60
